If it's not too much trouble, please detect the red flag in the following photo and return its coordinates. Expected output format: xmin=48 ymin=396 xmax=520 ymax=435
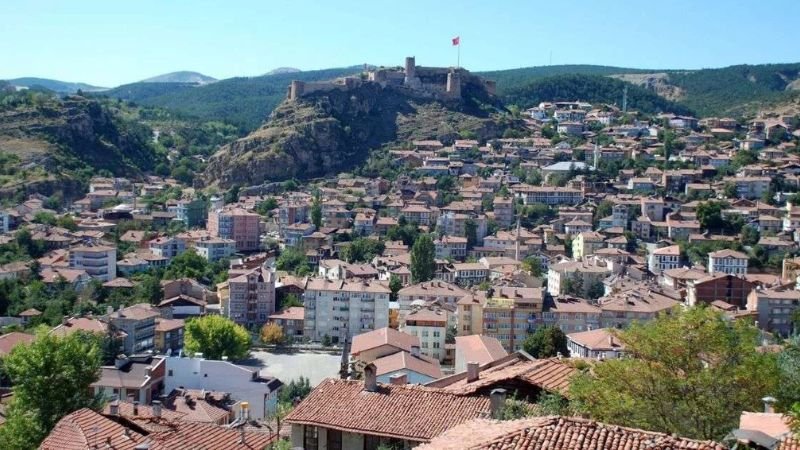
xmin=452 ymin=36 xmax=460 ymax=46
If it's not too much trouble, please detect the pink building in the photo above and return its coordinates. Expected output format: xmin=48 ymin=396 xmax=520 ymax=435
xmin=208 ymin=208 xmax=261 ymax=252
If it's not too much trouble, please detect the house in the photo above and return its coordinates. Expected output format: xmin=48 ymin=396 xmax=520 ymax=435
xmin=649 ymin=245 xmax=681 ymax=274
xmin=0 ymin=331 xmax=35 ymax=356
xmin=165 ymin=355 xmax=283 ymax=418
xmin=268 ymin=306 xmax=305 ymax=340
xmin=194 ymin=237 xmax=236 ymax=261
xmin=567 ymin=328 xmax=625 ymax=359
xmin=547 ymin=260 xmax=612 ymax=297
xmin=285 ymin=374 xmax=492 ymax=449
xmin=40 ymin=407 xmax=275 ymax=450
xmin=453 ymin=335 xmax=508 ymax=374
xmin=572 ymin=231 xmax=605 ymax=259
xmin=371 ymin=348 xmax=444 ymax=384
xmin=708 ymin=249 xmax=748 ymax=275
xmin=686 ymin=273 xmax=755 ymax=309
xmin=452 ymin=262 xmax=489 ymax=286
xmin=154 ymin=318 xmax=184 ymax=355
xmin=148 ymin=236 xmax=186 ymax=261
xmin=397 ymin=280 xmax=469 ymax=324
xmin=92 ymin=355 xmax=166 ymax=404
xmin=351 ymin=327 xmax=420 ymax=363
xmin=434 ymin=235 xmax=468 ymax=260
xmin=420 ymin=416 xmax=725 ymax=450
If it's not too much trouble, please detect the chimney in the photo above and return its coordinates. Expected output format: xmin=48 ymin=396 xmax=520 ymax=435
xmin=490 ymin=388 xmax=507 ymax=419
xmin=132 ymin=401 xmax=139 ymax=416
xmin=144 ymin=366 xmax=152 ymax=378
xmin=763 ymin=396 xmax=777 ymax=414
xmin=363 ymin=363 xmax=378 ymax=392
xmin=152 ymin=400 xmax=161 ymax=418
xmin=466 ymin=361 xmax=480 ymax=383
xmin=410 ymin=345 xmax=420 ymax=358
xmin=389 ymin=373 xmax=408 ymax=385
xmin=109 ymin=400 xmax=120 ymax=416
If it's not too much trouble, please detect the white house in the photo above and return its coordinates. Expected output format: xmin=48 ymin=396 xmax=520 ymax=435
xmin=164 ymin=355 xmax=283 ymax=418
xmin=708 ymin=249 xmax=748 ymax=275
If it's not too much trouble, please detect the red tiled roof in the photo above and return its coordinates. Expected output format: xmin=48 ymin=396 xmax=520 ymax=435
xmin=420 ymin=416 xmax=726 ymax=450
xmin=373 ymin=351 xmax=443 ymax=379
xmin=40 ymin=408 xmax=145 ymax=450
xmin=0 ymin=332 xmax=35 ymax=356
xmin=454 ymin=335 xmax=508 ymax=366
xmin=285 ymin=379 xmax=491 ymax=442
xmin=351 ymin=327 xmax=419 ymax=356
xmin=430 ymin=357 xmax=577 ymax=396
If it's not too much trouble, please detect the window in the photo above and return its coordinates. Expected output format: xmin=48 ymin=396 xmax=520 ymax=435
xmin=303 ymin=426 xmax=319 ymax=450
xmin=168 ymin=370 xmax=173 ymax=377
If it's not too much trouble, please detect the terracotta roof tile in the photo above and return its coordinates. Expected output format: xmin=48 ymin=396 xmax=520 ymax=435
xmin=431 ymin=357 xmax=577 ymax=396
xmin=40 ymin=408 xmax=145 ymax=450
xmin=285 ymin=379 xmax=490 ymax=442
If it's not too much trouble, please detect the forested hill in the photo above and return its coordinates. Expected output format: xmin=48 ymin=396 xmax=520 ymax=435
xmin=501 ymin=74 xmax=694 ymax=116
xmin=477 ymin=64 xmax=656 ymax=94
xmin=98 ymin=66 xmax=363 ymax=131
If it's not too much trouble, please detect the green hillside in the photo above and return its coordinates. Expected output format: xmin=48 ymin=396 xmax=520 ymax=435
xmin=502 ymin=74 xmax=693 ymax=116
xmin=478 ymin=64 xmax=655 ymax=94
xmin=99 ymin=67 xmax=362 ymax=131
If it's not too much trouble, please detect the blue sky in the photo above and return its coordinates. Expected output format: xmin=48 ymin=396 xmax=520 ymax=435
xmin=2 ymin=0 xmax=799 ymax=87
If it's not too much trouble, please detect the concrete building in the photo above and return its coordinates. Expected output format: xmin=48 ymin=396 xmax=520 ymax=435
xmin=303 ymin=279 xmax=391 ymax=343
xmin=174 ymin=198 xmax=207 ymax=228
xmin=225 ymin=268 xmax=276 ymax=328
xmin=267 ymin=306 xmax=305 ymax=341
xmin=164 ymin=355 xmax=283 ymax=418
xmin=208 ymin=208 xmax=262 ymax=252
xmin=92 ymin=355 xmax=165 ymax=405
xmin=194 ymin=237 xmax=236 ymax=261
xmin=457 ymin=287 xmax=544 ymax=352
xmin=397 ymin=280 xmax=468 ymax=325
xmin=747 ymin=288 xmax=800 ymax=336
xmin=107 ymin=303 xmax=159 ymax=354
xmin=401 ymin=307 xmax=448 ymax=362
xmin=572 ymin=231 xmax=605 ymax=259
xmin=492 ymin=197 xmax=514 ymax=228
xmin=434 ymin=235 xmax=468 ymax=261
xmin=69 ymin=244 xmax=117 ymax=281
xmin=649 ymin=245 xmax=681 ymax=274
xmin=148 ymin=236 xmax=186 ymax=261
xmin=547 ymin=260 xmax=612 ymax=297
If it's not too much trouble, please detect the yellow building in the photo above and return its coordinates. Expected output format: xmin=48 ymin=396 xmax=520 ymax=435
xmin=457 ymin=287 xmax=544 ymax=352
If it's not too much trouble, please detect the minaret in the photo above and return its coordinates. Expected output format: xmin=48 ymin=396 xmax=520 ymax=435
xmin=514 ymin=214 xmax=521 ymax=261
xmin=593 ymin=141 xmax=600 ymax=170
xmin=622 ymin=85 xmax=628 ymax=114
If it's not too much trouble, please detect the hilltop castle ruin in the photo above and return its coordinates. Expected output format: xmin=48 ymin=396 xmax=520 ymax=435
xmin=287 ymin=56 xmax=496 ymax=101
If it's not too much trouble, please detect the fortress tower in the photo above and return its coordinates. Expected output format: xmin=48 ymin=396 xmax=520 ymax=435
xmin=446 ymin=70 xmax=461 ymax=98
xmin=404 ymin=56 xmax=421 ymax=89
xmin=289 ymin=80 xmax=305 ymax=101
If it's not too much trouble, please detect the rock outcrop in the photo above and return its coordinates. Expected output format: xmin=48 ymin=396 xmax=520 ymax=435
xmin=205 ymin=80 xmax=509 ymax=188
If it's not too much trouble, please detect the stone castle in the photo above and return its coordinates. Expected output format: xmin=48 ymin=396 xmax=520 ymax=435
xmin=287 ymin=56 xmax=496 ymax=101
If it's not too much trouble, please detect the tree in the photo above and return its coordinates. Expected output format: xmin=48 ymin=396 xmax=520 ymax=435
xmin=260 ymin=323 xmax=285 ymax=345
xmin=256 ymin=198 xmax=278 ymax=216
xmin=464 ymin=219 xmax=478 ymax=250
xmin=311 ymin=190 xmax=322 ymax=229
xmin=776 ymin=337 xmax=800 ymax=411
xmin=410 ymin=235 xmax=436 ymax=283
xmin=723 ymin=182 xmax=738 ymax=199
xmin=695 ymin=201 xmax=726 ymax=231
xmin=569 ymin=307 xmax=779 ymax=440
xmin=389 ymin=275 xmax=403 ymax=302
xmin=341 ymin=238 xmax=384 ymax=263
xmin=593 ymin=200 xmax=614 ymax=227
xmin=184 ymin=315 xmax=250 ymax=360
xmin=522 ymin=257 xmax=543 ymax=278
xmin=278 ymin=376 xmax=313 ymax=404
xmin=276 ymin=247 xmax=311 ymax=275
xmin=163 ymin=249 xmax=209 ymax=281
xmin=0 ymin=331 xmax=102 ymax=449
xmin=522 ymin=326 xmax=569 ymax=358
xmin=278 ymin=293 xmax=303 ymax=310
xmin=741 ymin=225 xmax=760 ymax=246
xmin=586 ymin=280 xmax=605 ymax=300
xmin=134 ymin=273 xmax=163 ymax=304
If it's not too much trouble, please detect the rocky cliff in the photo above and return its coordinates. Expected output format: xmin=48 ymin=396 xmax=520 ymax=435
xmin=204 ymin=81 xmax=510 ymax=188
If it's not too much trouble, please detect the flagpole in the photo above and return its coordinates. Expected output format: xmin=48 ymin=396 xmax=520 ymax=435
xmin=457 ymin=37 xmax=461 ymax=68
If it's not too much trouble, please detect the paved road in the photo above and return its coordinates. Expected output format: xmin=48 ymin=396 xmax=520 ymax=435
xmin=243 ymin=350 xmax=342 ymax=386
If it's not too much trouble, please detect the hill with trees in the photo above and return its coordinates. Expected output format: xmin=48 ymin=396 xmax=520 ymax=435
xmin=3 ymin=77 xmax=107 ymax=93
xmin=501 ymin=74 xmax=694 ymax=116
xmin=140 ymin=71 xmax=217 ymax=84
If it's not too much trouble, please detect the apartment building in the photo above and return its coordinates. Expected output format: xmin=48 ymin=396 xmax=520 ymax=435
xmin=303 ymin=278 xmax=391 ymax=343
xmin=194 ymin=237 xmax=236 ymax=261
xmin=747 ymin=288 xmax=800 ymax=336
xmin=493 ymin=197 xmax=514 ymax=228
xmin=69 ymin=244 xmax=117 ymax=281
xmin=512 ymin=185 xmax=584 ymax=206
xmin=572 ymin=231 xmax=605 ymax=259
xmin=107 ymin=303 xmax=160 ymax=354
xmin=708 ymin=249 xmax=749 ymax=275
xmin=208 ymin=207 xmax=261 ymax=252
xmin=457 ymin=287 xmax=544 ymax=352
xmin=225 ymin=268 xmax=276 ymax=327
xmin=547 ymin=260 xmax=612 ymax=297
xmin=148 ymin=236 xmax=186 ymax=261
xmin=542 ymin=296 xmax=601 ymax=333
xmin=397 ymin=280 xmax=468 ymax=325
xmin=434 ymin=236 xmax=468 ymax=261
xmin=174 ymin=198 xmax=207 ymax=227
xmin=401 ymin=307 xmax=448 ymax=362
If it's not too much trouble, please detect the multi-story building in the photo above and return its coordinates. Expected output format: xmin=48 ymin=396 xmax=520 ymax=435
xmin=194 ymin=237 xmax=236 ymax=261
xmin=399 ymin=205 xmax=436 ymax=226
xmin=457 ymin=287 xmax=544 ymax=352
xmin=148 ymin=236 xmax=186 ymax=261
xmin=303 ymin=279 xmax=391 ymax=344
xmin=547 ymin=260 xmax=612 ymax=297
xmin=452 ymin=263 xmax=489 ymax=286
xmin=435 ymin=236 xmax=468 ymax=261
xmin=597 ymin=289 xmax=680 ymax=329
xmin=284 ymin=222 xmax=315 ymax=248
xmin=725 ymin=176 xmax=771 ymax=200
xmin=572 ymin=231 xmax=605 ymax=259
xmin=207 ymin=208 xmax=262 ymax=252
xmin=708 ymin=249 xmax=748 ymax=275
xmin=567 ymin=328 xmax=625 ymax=359
xmin=353 ymin=212 xmax=376 ymax=235
xmin=401 ymin=307 xmax=448 ymax=362
xmin=649 ymin=245 xmax=681 ymax=274
xmin=107 ymin=303 xmax=159 ymax=354
xmin=397 ymin=280 xmax=468 ymax=324
xmin=687 ymin=273 xmax=754 ymax=309
xmin=225 ymin=268 xmax=276 ymax=327
xmin=154 ymin=318 xmax=184 ymax=355
xmin=69 ymin=244 xmax=117 ymax=281
xmin=493 ymin=197 xmax=514 ymax=228
xmin=542 ymin=296 xmax=601 ymax=333
xmin=268 ymin=306 xmax=305 ymax=341
xmin=174 ymin=198 xmax=207 ymax=228
xmin=512 ymin=185 xmax=584 ymax=206
xmin=747 ymin=288 xmax=800 ymax=336
xmin=640 ymin=198 xmax=664 ymax=221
